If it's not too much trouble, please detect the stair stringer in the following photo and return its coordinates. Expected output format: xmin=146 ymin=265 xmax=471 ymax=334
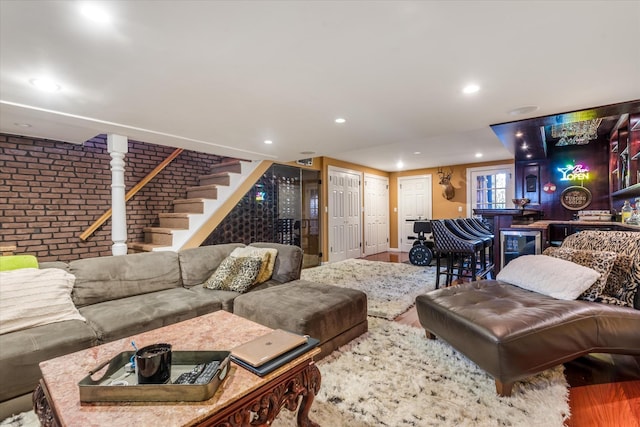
xmin=152 ymin=160 xmax=273 ymax=252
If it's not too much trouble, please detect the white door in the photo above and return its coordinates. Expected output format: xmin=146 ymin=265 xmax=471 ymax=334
xmin=364 ymin=174 xmax=389 ymax=255
xmin=398 ymin=175 xmax=432 ymax=252
xmin=466 ymin=165 xmax=515 ymax=216
xmin=328 ymin=167 xmax=362 ymax=262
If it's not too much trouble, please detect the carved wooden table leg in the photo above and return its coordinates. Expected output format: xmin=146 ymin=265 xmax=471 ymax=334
xmin=33 ymin=382 xmax=60 ymax=427
xmin=205 ymin=362 xmax=321 ymax=427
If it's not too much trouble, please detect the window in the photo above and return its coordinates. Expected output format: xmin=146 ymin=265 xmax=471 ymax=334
xmin=466 ymin=165 xmax=515 ymax=215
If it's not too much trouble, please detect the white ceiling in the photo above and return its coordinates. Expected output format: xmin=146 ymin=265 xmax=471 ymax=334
xmin=1 ymin=1 xmax=639 ymax=172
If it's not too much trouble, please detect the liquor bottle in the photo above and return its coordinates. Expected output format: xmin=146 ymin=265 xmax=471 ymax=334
xmin=621 ymin=200 xmax=632 ymax=223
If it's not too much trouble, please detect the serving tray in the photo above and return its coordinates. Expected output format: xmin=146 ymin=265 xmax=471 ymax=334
xmin=78 ymin=351 xmax=230 ymax=403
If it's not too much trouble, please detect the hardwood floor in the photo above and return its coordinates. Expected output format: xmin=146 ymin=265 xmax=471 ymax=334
xmin=362 ymin=252 xmax=640 ymax=427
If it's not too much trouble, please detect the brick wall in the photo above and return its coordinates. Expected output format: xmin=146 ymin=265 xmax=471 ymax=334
xmin=0 ymin=133 xmax=231 ymax=261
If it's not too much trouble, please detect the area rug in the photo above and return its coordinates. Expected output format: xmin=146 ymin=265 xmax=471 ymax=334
xmin=300 ymin=258 xmax=436 ymax=319
xmin=274 ymin=317 xmax=571 ymax=427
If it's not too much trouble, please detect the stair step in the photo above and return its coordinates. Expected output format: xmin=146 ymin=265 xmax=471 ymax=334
xmin=128 ymin=242 xmax=171 ymax=253
xmin=187 ymin=184 xmax=218 ymax=200
xmin=199 ymin=172 xmax=231 ymax=187
xmin=210 ymin=160 xmax=242 ymax=175
xmin=173 ymin=198 xmax=205 ymax=213
xmin=158 ymin=213 xmax=190 ymax=229
xmin=144 ymin=227 xmax=175 ymax=246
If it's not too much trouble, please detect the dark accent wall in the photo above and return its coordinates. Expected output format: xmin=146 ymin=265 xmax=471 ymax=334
xmin=0 ymin=133 xmax=229 ymax=261
xmin=515 ymin=137 xmax=611 ymax=220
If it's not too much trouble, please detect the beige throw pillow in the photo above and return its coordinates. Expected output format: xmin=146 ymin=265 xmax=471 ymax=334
xmin=0 ymin=268 xmax=86 ymax=334
xmin=230 ymin=247 xmax=278 ymax=284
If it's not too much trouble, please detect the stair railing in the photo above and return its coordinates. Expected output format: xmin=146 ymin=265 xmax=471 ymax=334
xmin=79 ymin=148 xmax=184 ymax=241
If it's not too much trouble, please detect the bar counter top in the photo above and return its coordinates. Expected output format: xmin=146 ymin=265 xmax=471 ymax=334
xmin=513 ymin=220 xmax=640 ymax=231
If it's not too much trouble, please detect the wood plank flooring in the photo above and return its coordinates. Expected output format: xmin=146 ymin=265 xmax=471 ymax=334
xmin=361 ymin=252 xmax=640 ymax=427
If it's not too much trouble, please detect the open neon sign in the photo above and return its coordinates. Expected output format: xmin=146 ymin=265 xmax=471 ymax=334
xmin=557 ymin=163 xmax=590 ymax=181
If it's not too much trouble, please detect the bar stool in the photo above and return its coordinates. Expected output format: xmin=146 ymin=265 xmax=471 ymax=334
xmin=455 ymin=218 xmax=495 ymax=273
xmin=430 ymin=220 xmax=485 ymax=288
xmin=444 ymin=219 xmax=490 ymax=274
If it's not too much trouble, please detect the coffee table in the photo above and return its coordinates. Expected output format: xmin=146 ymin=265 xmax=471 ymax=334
xmin=33 ymin=311 xmax=321 ymax=426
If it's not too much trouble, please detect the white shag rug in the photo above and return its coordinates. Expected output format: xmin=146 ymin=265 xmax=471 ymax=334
xmin=274 ymin=317 xmax=571 ymax=427
xmin=301 ymin=258 xmax=436 ymax=320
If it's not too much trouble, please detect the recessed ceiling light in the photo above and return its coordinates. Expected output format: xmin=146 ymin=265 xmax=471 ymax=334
xmin=508 ymin=105 xmax=539 ymax=116
xmin=14 ymin=122 xmax=32 ymax=128
xmin=80 ymin=4 xmax=112 ymax=24
xmin=264 ymin=140 xmax=273 ymax=145
xmin=396 ymin=161 xmax=404 ymax=169
xmin=526 ymin=153 xmax=533 ymax=158
xmin=521 ymin=143 xmax=528 ymax=149
xmin=515 ymin=131 xmax=523 ymax=137
xmin=475 ymin=153 xmax=483 ymax=158
xmin=413 ymin=151 xmax=421 ymax=155
xmin=335 ymin=118 xmax=346 ymax=124
xmin=29 ymin=78 xmax=61 ymax=92
xmin=462 ymin=84 xmax=480 ymax=94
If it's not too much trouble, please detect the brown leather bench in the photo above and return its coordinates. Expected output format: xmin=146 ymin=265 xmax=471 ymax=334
xmin=415 ymin=280 xmax=640 ymax=396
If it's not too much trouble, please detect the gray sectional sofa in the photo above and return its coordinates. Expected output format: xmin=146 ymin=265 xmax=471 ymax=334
xmin=0 ymin=242 xmax=367 ymax=418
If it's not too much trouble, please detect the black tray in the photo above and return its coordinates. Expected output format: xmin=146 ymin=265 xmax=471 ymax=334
xmin=78 ymin=351 xmax=230 ymax=403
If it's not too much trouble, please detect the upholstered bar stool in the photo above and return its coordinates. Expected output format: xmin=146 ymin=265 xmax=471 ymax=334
xmin=455 ymin=218 xmax=495 ymax=273
xmin=430 ymin=220 xmax=484 ymax=288
xmin=444 ymin=219 xmax=490 ymax=275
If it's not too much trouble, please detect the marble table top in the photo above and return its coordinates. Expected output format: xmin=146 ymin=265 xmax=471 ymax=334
xmin=39 ymin=310 xmax=316 ymax=426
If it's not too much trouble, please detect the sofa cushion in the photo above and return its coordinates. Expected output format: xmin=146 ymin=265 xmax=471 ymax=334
xmin=249 ymin=242 xmax=303 ymax=283
xmin=233 ymin=280 xmax=367 ymax=346
xmin=0 ymin=268 xmax=86 ymax=334
xmin=79 ymin=288 xmax=222 ymax=343
xmin=178 ymin=243 xmax=245 ymax=288
xmin=188 ymin=286 xmax=239 ymax=312
xmin=542 ymin=247 xmax=616 ymax=302
xmin=496 ymin=255 xmax=600 ymax=300
xmin=70 ymin=251 xmax=182 ymax=307
xmin=230 ymin=246 xmax=278 ymax=284
xmin=0 ymin=320 xmax=97 ymax=402
xmin=203 ymin=256 xmax=262 ymax=292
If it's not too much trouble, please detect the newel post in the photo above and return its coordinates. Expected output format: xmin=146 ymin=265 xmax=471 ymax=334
xmin=107 ymin=134 xmax=128 ymax=256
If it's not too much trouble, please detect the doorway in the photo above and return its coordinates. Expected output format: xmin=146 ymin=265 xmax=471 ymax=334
xmin=397 ymin=175 xmax=433 ymax=252
xmin=328 ymin=166 xmax=362 ymax=263
xmin=364 ymin=173 xmax=389 ymax=255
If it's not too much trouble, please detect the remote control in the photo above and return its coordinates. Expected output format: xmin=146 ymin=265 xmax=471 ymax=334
xmin=173 ymin=363 xmax=206 ymax=385
xmin=193 ymin=361 xmax=220 ymax=385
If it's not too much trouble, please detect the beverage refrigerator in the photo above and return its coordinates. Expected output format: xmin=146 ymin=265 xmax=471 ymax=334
xmin=500 ymin=230 xmax=542 ymax=269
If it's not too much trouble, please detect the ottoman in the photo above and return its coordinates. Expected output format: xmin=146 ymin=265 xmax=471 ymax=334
xmin=233 ymin=280 xmax=368 ymax=359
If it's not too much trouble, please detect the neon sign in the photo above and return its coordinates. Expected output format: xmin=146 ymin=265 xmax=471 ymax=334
xmin=557 ymin=163 xmax=590 ymax=181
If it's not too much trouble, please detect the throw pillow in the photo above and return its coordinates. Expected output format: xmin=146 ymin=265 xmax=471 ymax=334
xmin=0 ymin=268 xmax=86 ymax=335
xmin=230 ymin=247 xmax=278 ymax=284
xmin=542 ymin=247 xmax=616 ymax=302
xmin=601 ymin=254 xmax=636 ymax=308
xmin=496 ymin=255 xmax=600 ymax=300
xmin=203 ymin=256 xmax=262 ymax=293
xmin=0 ymin=255 xmax=38 ymax=271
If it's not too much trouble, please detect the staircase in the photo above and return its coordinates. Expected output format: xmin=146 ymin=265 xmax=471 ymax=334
xmin=128 ymin=159 xmax=269 ymax=252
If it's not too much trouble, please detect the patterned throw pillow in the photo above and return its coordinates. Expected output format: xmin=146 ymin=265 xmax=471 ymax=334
xmin=542 ymin=247 xmax=616 ymax=302
xmin=203 ymin=256 xmax=262 ymax=293
xmin=561 ymin=230 xmax=640 ymax=308
xmin=601 ymin=254 xmax=636 ymax=307
xmin=230 ymin=247 xmax=278 ymax=284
